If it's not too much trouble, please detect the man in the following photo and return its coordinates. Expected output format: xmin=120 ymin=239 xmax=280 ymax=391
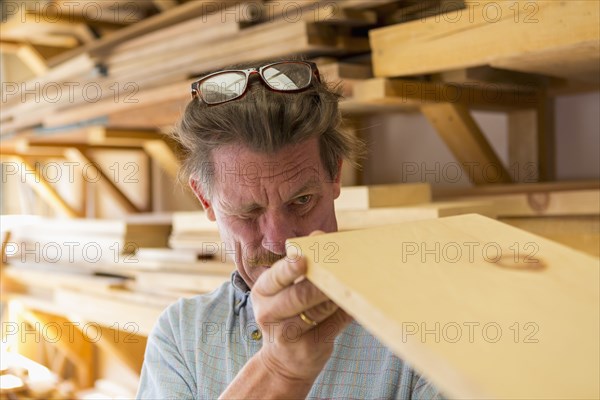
xmin=137 ymin=60 xmax=443 ymax=399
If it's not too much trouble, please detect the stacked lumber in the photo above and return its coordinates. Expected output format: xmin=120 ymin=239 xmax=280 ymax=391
xmin=1 ymin=214 xmax=234 ymax=336
xmin=169 ymin=210 xmax=223 ymax=254
xmin=1 ymin=0 xmax=375 ymax=134
xmin=370 ymin=0 xmax=600 ymax=83
xmin=6 ymin=216 xmax=172 ymax=264
xmin=0 ymin=0 xmax=468 ymax=135
xmin=292 ymin=214 xmax=600 ymax=399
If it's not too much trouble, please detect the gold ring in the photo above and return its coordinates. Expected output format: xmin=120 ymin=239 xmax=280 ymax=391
xmin=299 ymin=311 xmax=318 ymax=326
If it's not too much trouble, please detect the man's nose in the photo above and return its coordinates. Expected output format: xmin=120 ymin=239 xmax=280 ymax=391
xmin=260 ymin=211 xmax=296 ymax=255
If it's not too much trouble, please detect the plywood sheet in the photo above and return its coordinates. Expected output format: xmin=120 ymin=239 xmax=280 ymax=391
xmin=289 ymin=214 xmax=599 ymax=399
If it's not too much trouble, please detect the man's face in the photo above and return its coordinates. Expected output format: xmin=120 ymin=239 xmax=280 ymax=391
xmin=190 ymin=137 xmax=341 ymax=288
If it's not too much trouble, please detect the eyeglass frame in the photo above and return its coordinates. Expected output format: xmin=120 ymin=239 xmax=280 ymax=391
xmin=190 ymin=60 xmax=321 ymax=104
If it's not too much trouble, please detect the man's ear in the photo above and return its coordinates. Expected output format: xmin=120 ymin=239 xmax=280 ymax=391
xmin=189 ymin=177 xmax=216 ymax=221
xmin=332 ymin=158 xmax=343 ymax=200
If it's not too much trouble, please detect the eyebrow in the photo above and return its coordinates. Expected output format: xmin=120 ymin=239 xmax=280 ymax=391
xmin=288 ymin=179 xmax=321 ymax=200
xmin=220 ymin=179 xmax=322 ymax=216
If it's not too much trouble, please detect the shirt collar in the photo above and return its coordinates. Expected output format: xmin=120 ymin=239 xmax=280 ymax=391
xmin=231 ymin=271 xmax=251 ymax=314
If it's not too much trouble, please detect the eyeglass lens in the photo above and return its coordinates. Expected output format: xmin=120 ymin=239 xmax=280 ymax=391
xmin=263 ymin=63 xmax=312 ymax=91
xmin=199 ymin=63 xmax=312 ymax=104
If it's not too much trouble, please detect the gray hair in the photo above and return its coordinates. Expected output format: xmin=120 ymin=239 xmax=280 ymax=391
xmin=172 ymin=60 xmax=365 ymax=198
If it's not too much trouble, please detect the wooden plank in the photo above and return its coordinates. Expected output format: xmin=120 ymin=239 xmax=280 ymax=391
xmin=501 ymin=216 xmax=600 ymax=257
xmin=133 ymin=271 xmax=229 ymax=294
xmin=84 ymin=127 xmax=174 ymax=147
xmin=316 ymin=60 xmax=373 ymax=98
xmin=52 ymin=0 xmax=150 ymax=24
xmin=106 ymin=16 xmax=241 ymax=67
xmin=54 ymin=288 xmax=167 ymax=336
xmin=47 ymin=0 xmax=249 ymax=66
xmin=0 ymin=53 xmax=95 ymax=111
xmin=336 ymin=201 xmax=495 ymax=230
xmin=446 ymin=189 xmax=600 ymax=218
xmin=347 ymin=78 xmax=540 ymax=113
xmin=257 ymin=1 xmax=377 ymax=26
xmin=42 ymin=80 xmax=193 ymax=129
xmin=172 ymin=211 xmax=218 ymax=233
xmin=432 ymin=180 xmax=600 ymax=198
xmin=2 ymin=267 xmax=126 ymax=292
xmin=491 ymin=39 xmax=600 ymax=84
xmin=107 ymin=96 xmax=189 ymax=129
xmin=1 ymin=9 xmax=95 ymax=46
xmin=290 ymin=214 xmax=600 ymax=399
xmin=336 ymin=183 xmax=431 ymax=210
xmin=421 ymin=103 xmax=512 ymax=185
xmin=370 ymin=1 xmax=600 ymax=80
xmin=432 ymin=66 xmax=555 ymax=91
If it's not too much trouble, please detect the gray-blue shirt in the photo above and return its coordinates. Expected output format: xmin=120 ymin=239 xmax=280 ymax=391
xmin=137 ymin=272 xmax=445 ymax=399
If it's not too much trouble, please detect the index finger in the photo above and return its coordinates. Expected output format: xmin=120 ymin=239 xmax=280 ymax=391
xmin=253 ymin=256 xmax=307 ymax=296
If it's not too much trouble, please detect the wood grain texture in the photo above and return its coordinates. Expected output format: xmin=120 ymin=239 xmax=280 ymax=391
xmin=289 ymin=214 xmax=599 ymax=399
xmin=370 ymin=0 xmax=600 ymax=81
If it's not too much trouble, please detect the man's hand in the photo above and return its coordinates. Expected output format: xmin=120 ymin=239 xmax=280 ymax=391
xmin=251 ymin=233 xmax=352 ymax=387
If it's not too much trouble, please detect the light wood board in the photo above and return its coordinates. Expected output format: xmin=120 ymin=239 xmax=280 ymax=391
xmin=336 ymin=201 xmax=495 ymax=230
xmin=370 ymin=0 xmax=600 ymax=82
xmin=336 ymin=183 xmax=431 ymax=210
xmin=289 ymin=214 xmax=599 ymax=399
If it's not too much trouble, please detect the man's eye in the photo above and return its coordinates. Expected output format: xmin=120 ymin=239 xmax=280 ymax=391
xmin=293 ymin=195 xmax=312 ymax=205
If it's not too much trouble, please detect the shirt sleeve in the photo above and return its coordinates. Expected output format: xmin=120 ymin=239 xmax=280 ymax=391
xmin=136 ymin=304 xmax=196 ymax=399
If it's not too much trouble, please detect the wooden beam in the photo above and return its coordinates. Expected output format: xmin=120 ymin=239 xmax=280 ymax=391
xmin=64 ymin=148 xmax=142 ymax=214
xmin=14 ymin=156 xmax=82 ymax=218
xmin=142 ymin=140 xmax=181 ymax=180
xmin=290 ymin=214 xmax=600 ymax=399
xmin=421 ymin=103 xmax=512 ymax=185
xmin=14 ymin=44 xmax=48 ymax=76
xmin=508 ymin=109 xmax=538 ymax=182
xmin=536 ymin=97 xmax=556 ymax=181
